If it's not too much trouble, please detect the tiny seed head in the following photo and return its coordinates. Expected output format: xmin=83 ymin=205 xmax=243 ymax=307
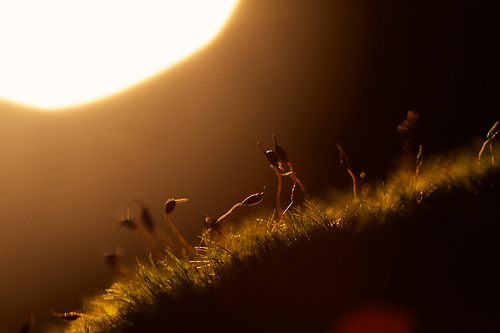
xmin=272 ymin=135 xmax=289 ymax=163
xmin=165 ymin=198 xmax=188 ymax=215
xmin=140 ymin=207 xmax=155 ymax=233
xmin=50 ymin=309 xmax=81 ymax=321
xmin=258 ymin=142 xmax=281 ymax=170
xmin=119 ymin=218 xmax=137 ymax=232
xmin=336 ymin=143 xmax=350 ymax=170
xmin=241 ymin=187 xmax=265 ymax=206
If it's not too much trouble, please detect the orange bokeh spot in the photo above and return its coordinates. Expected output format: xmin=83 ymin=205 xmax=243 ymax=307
xmin=331 ymin=302 xmax=417 ymax=333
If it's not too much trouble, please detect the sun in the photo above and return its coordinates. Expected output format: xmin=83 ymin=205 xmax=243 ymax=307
xmin=0 ymin=1 xmax=239 ymax=110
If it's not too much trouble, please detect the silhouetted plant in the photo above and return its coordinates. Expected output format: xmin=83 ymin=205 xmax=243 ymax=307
xmin=132 ymin=200 xmax=155 ymax=233
xmin=415 ymin=144 xmax=423 ymax=193
xmin=220 ymin=188 xmax=265 ymax=226
xmin=273 ymin=135 xmax=309 ymax=200
xmin=478 ymin=120 xmax=499 ymax=168
xmin=199 ymin=188 xmax=265 ymax=248
xmin=116 ymin=206 xmax=163 ymax=260
xmin=397 ymin=110 xmax=419 ymax=137
xmin=203 ymin=213 xmax=227 ymax=237
xmin=336 ymin=143 xmax=357 ymax=199
xmin=391 ymin=110 xmax=423 ymax=199
xmin=44 ymin=121 xmax=500 ymax=333
xmin=259 ymin=136 xmax=308 ymax=219
xmin=133 ymin=200 xmax=183 ymax=255
xmin=164 ymin=198 xmax=196 ymax=256
xmin=258 ymin=142 xmax=284 ymax=219
xmin=359 ymin=171 xmax=368 ymax=198
xmin=102 ymin=245 xmax=128 ymax=276
xmin=116 ymin=207 xmax=137 ymax=232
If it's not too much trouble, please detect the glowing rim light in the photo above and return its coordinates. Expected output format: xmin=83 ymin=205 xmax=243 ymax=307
xmin=0 ymin=0 xmax=239 ymax=110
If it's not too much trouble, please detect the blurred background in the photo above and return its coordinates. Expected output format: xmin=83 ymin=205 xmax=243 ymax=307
xmin=0 ymin=0 xmax=498 ymax=331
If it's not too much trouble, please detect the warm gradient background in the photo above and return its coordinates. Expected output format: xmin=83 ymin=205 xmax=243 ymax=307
xmin=0 ymin=1 xmax=498 ymax=331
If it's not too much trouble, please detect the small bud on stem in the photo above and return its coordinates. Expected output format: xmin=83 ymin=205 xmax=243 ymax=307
xmin=258 ymin=142 xmax=282 ymax=170
xmin=164 ymin=198 xmax=195 ymax=256
xmin=273 ymin=134 xmax=289 ymax=163
xmin=336 ymin=143 xmax=357 ymax=199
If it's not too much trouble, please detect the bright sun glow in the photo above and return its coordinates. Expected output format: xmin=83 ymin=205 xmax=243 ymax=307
xmin=0 ymin=1 xmax=238 ymax=109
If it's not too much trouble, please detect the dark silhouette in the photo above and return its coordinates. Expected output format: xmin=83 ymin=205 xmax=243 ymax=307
xmin=19 ymin=311 xmax=34 ymax=333
xmin=92 ymin=167 xmax=499 ymax=333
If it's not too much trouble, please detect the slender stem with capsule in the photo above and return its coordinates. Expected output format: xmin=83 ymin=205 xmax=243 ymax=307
xmin=215 ymin=202 xmax=243 ymax=224
xmin=165 ymin=215 xmax=196 ymax=256
xmin=164 ymin=198 xmax=196 ymax=256
xmin=336 ymin=143 xmax=357 ymax=200
xmin=272 ymin=135 xmax=309 ymax=214
xmin=286 ymin=162 xmax=309 ymax=200
xmin=116 ymin=207 xmax=163 ymax=260
xmin=478 ymin=121 xmax=499 ymax=169
xmin=275 ymin=168 xmax=283 ymax=220
xmin=415 ymin=145 xmax=423 ymax=193
xmin=258 ymin=142 xmax=284 ymax=220
xmin=198 ymin=189 xmax=265 ymax=248
xmin=282 ymin=181 xmax=296 ymax=215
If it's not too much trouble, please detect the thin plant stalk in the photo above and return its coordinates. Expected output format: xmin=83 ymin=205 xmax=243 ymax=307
xmin=478 ymin=139 xmax=497 ymax=169
xmin=283 ymin=181 xmax=296 ymax=215
xmin=133 ymin=200 xmax=182 ymax=254
xmin=478 ymin=140 xmax=489 ymax=167
xmin=348 ymin=168 xmax=357 ymax=199
xmin=286 ymin=162 xmax=309 ymax=200
xmin=116 ymin=207 xmax=163 ymax=260
xmin=135 ymin=229 xmax=164 ymax=260
xmin=198 ymin=189 xmax=265 ymax=248
xmin=275 ymin=168 xmax=283 ymax=220
xmin=336 ymin=143 xmax=357 ymax=200
xmin=215 ymin=202 xmax=243 ymax=224
xmin=478 ymin=121 xmax=499 ymax=168
xmin=359 ymin=171 xmax=368 ymax=198
xmin=490 ymin=141 xmax=496 ymax=170
xmin=205 ymin=214 xmax=227 ymax=238
xmin=258 ymin=142 xmax=284 ymax=219
xmin=272 ymin=135 xmax=309 ymax=201
xmin=163 ymin=198 xmax=196 ymax=256
xmin=415 ymin=144 xmax=423 ymax=193
xmin=153 ymin=228 xmax=183 ymax=254
xmin=165 ymin=215 xmax=196 ymax=256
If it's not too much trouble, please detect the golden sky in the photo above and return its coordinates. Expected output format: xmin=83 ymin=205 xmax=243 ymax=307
xmin=0 ymin=1 xmax=497 ymax=331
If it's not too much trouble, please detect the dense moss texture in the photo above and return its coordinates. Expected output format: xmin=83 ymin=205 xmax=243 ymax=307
xmin=51 ymin=143 xmax=499 ymax=333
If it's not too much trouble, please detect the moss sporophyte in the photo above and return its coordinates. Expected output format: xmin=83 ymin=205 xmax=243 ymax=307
xmin=42 ymin=118 xmax=499 ymax=333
